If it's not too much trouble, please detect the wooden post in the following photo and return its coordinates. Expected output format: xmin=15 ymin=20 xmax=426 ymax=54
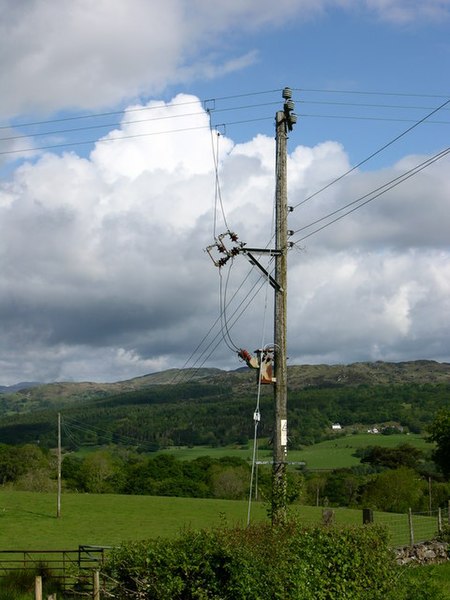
xmin=35 ymin=575 xmax=42 ymax=600
xmin=428 ymin=476 xmax=432 ymax=515
xmin=363 ymin=508 xmax=374 ymax=524
xmin=57 ymin=412 xmax=62 ymax=518
xmin=93 ymin=570 xmax=100 ymax=600
xmin=271 ymin=87 xmax=296 ymax=526
xmin=438 ymin=507 xmax=443 ymax=534
xmin=408 ymin=508 xmax=414 ymax=547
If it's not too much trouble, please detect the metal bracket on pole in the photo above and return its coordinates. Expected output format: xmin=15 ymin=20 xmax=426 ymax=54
xmin=244 ymin=251 xmax=282 ymax=292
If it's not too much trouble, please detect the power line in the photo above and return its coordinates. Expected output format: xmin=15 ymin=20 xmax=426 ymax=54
xmin=290 ymin=146 xmax=450 ymax=245
xmin=0 ymin=117 xmax=277 ymax=156
xmin=291 ymin=97 xmax=450 ymax=211
xmin=2 ymin=86 xmax=450 ymax=157
xmin=170 ymin=263 xmax=275 ymax=386
xmin=5 ymin=98 xmax=448 ymax=145
xmin=294 ymin=87 xmax=450 ymax=99
xmin=3 ymin=86 xmax=449 ymax=132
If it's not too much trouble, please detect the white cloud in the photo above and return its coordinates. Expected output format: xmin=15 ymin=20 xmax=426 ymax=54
xmin=1 ymin=0 xmax=447 ymax=119
xmin=363 ymin=0 xmax=450 ymax=23
xmin=0 ymin=96 xmax=449 ymax=383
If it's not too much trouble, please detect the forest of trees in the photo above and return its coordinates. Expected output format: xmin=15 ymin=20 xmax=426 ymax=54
xmin=1 ymin=371 xmax=450 ymax=514
xmin=0 ymin=381 xmax=449 ymax=450
xmin=2 ymin=408 xmax=450 ymax=514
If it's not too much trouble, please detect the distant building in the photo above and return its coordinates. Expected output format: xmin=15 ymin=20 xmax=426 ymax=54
xmin=367 ymin=427 xmax=379 ymax=434
xmin=331 ymin=423 xmax=342 ymax=431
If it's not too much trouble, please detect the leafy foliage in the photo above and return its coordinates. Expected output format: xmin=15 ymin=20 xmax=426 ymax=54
xmin=361 ymin=467 xmax=425 ymax=513
xmin=1 ymin=380 xmax=449 ymax=451
xmin=428 ymin=409 xmax=450 ymax=478
xmin=357 ymin=443 xmax=424 ymax=469
xmin=104 ymin=522 xmax=431 ymax=600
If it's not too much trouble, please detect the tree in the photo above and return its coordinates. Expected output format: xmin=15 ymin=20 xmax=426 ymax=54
xmin=359 ymin=443 xmax=423 ymax=470
xmin=361 ymin=467 xmax=424 ymax=513
xmin=428 ymin=410 xmax=450 ymax=479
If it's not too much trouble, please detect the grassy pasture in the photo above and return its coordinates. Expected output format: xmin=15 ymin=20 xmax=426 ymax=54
xmin=157 ymin=433 xmax=431 ymax=469
xmin=0 ymin=491 xmax=447 ymax=600
xmin=0 ymin=490 xmax=265 ymax=550
xmin=0 ymin=490 xmax=440 ymax=551
xmin=406 ymin=561 xmax=450 ymax=596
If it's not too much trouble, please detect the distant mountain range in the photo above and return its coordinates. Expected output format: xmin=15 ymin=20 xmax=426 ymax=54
xmin=0 ymin=381 xmax=42 ymax=393
xmin=0 ymin=360 xmax=449 ymax=449
xmin=1 ymin=360 xmax=449 ymax=408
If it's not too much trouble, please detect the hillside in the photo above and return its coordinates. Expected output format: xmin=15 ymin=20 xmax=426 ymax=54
xmin=0 ymin=360 xmax=449 ymax=449
xmin=2 ymin=360 xmax=449 ymax=410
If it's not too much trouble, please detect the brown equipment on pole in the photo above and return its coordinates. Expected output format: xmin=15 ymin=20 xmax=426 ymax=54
xmin=271 ymin=87 xmax=297 ymax=525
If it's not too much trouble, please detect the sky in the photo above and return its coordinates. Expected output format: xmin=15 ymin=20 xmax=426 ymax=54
xmin=0 ymin=0 xmax=449 ymax=385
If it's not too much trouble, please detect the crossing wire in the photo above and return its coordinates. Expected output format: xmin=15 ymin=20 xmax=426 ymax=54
xmin=291 ymin=146 xmax=450 ymax=245
xmin=291 ymin=96 xmax=450 ymax=211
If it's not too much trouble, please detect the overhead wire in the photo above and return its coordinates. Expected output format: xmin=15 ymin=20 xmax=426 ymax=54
xmin=62 ymin=416 xmax=145 ymax=448
xmin=291 ymin=146 xmax=450 ymax=245
xmin=172 ymin=264 xmax=275 ymax=386
xmin=64 ymin=414 xmax=162 ymax=447
xmin=2 ymin=88 xmax=449 ymax=157
xmin=291 ymin=97 xmax=450 ymax=211
xmin=2 ymin=85 xmax=449 ymax=132
xmin=169 ymin=263 xmax=268 ymax=386
xmin=219 ymin=259 xmax=241 ymax=352
xmin=9 ymin=96 xmax=448 ymax=145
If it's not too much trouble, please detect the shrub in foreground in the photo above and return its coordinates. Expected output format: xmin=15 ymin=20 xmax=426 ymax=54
xmin=104 ymin=521 xmax=413 ymax=600
xmin=0 ymin=565 xmax=62 ymax=600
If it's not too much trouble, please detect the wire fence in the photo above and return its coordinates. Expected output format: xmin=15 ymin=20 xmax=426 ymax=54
xmin=296 ymin=505 xmax=449 ymax=547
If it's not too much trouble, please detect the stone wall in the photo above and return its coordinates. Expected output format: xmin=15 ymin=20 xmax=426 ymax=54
xmin=395 ymin=540 xmax=449 ymax=565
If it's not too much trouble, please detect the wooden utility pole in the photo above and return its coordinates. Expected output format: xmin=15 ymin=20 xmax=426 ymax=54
xmin=57 ymin=412 xmax=62 ymax=518
xmin=271 ymin=88 xmax=296 ymax=525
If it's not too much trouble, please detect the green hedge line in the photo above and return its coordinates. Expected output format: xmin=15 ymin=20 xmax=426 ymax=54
xmin=103 ymin=521 xmax=445 ymax=599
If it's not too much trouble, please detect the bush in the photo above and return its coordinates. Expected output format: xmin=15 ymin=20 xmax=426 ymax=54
xmin=105 ymin=522 xmax=409 ymax=599
xmin=0 ymin=565 xmax=62 ymax=600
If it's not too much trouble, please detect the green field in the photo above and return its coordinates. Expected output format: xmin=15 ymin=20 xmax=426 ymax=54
xmin=0 ymin=491 xmax=446 ymax=598
xmin=0 ymin=490 xmax=265 ymax=550
xmin=0 ymin=490 xmax=441 ymax=550
xmin=406 ymin=561 xmax=450 ymax=596
xmin=157 ymin=433 xmax=431 ymax=470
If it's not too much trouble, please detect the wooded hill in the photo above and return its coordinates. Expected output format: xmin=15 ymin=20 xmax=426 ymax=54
xmin=0 ymin=360 xmax=449 ymax=450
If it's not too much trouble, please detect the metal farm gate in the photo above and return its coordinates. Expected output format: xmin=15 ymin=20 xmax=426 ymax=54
xmin=0 ymin=545 xmax=110 ymax=596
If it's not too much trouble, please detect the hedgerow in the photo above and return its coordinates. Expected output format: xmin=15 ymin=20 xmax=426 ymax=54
xmin=103 ymin=521 xmax=421 ymax=599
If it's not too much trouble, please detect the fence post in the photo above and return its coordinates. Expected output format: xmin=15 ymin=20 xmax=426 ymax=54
xmin=438 ymin=507 xmax=443 ymax=534
xmin=362 ymin=508 xmax=373 ymax=524
xmin=35 ymin=575 xmax=42 ymax=600
xmin=93 ymin=570 xmax=100 ymax=600
xmin=408 ymin=508 xmax=414 ymax=547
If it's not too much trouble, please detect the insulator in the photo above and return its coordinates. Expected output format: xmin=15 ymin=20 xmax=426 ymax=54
xmin=284 ymin=100 xmax=295 ymax=112
xmin=218 ymin=256 xmax=229 ymax=267
xmin=282 ymin=87 xmax=292 ymax=100
xmin=289 ymin=113 xmax=298 ymax=125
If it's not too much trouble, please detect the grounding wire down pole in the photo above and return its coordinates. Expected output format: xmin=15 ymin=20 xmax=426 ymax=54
xmin=57 ymin=412 xmax=62 ymax=518
xmin=271 ymin=88 xmax=297 ymax=526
